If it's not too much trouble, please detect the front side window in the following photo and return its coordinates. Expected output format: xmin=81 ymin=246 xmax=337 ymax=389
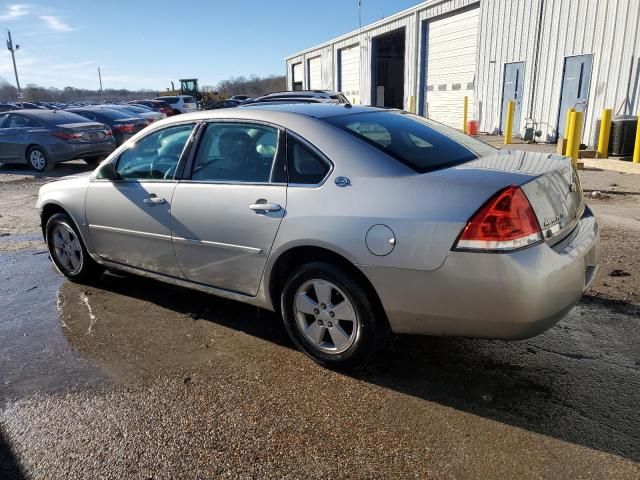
xmin=191 ymin=123 xmax=279 ymax=183
xmin=116 ymin=124 xmax=195 ymax=180
xmin=324 ymin=111 xmax=495 ymax=173
xmin=287 ymin=137 xmax=330 ymax=184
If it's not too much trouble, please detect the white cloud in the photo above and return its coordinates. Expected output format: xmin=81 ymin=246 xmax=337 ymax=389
xmin=40 ymin=15 xmax=75 ymax=32
xmin=0 ymin=4 xmax=30 ymax=21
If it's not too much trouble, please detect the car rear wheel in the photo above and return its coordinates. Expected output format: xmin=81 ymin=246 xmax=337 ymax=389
xmin=45 ymin=213 xmax=102 ymax=282
xmin=27 ymin=146 xmax=52 ymax=172
xmin=281 ymin=261 xmax=387 ymax=368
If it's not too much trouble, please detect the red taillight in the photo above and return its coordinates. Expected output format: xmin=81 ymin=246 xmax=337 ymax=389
xmin=53 ymin=131 xmax=82 ymax=140
xmin=454 ymin=186 xmax=542 ymax=252
xmin=112 ymin=124 xmax=136 ymax=133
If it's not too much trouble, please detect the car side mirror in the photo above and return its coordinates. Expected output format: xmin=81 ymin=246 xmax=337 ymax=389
xmin=96 ymin=162 xmax=118 ymax=181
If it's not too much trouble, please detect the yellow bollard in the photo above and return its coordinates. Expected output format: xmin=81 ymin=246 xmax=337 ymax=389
xmin=563 ymin=107 xmax=575 ymax=155
xmin=409 ymin=95 xmax=416 ymax=114
xmin=597 ymin=108 xmax=612 ymax=158
xmin=504 ymin=100 xmax=515 ymax=145
xmin=634 ymin=115 xmax=640 ymax=163
xmin=463 ymin=96 xmax=468 ymax=134
xmin=565 ymin=110 xmax=583 ymax=168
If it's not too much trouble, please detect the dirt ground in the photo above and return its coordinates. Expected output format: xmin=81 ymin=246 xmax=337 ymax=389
xmin=1 ymin=158 xmax=639 ymax=479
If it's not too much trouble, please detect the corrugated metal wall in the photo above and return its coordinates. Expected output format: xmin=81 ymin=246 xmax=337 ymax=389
xmin=286 ymin=0 xmax=478 ymax=110
xmin=477 ymin=0 xmax=640 ymax=145
xmin=286 ymin=0 xmax=639 ymax=147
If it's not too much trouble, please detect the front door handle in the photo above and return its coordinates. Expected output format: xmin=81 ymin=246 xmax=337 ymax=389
xmin=249 ymin=200 xmax=281 ymax=212
xmin=143 ymin=194 xmax=166 ymax=206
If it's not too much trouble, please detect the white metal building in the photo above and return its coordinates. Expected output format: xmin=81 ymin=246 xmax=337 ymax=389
xmin=285 ymin=0 xmax=640 ymax=145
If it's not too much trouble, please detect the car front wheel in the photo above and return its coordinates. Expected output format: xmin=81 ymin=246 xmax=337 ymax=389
xmin=45 ymin=213 xmax=102 ymax=282
xmin=281 ymin=261 xmax=387 ymax=368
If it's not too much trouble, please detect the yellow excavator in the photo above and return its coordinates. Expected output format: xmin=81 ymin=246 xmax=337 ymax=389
xmin=159 ymin=79 xmax=218 ymax=106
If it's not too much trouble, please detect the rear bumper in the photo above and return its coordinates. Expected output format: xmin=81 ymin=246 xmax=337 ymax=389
xmin=47 ymin=139 xmax=117 ymax=164
xmin=360 ymin=208 xmax=600 ymax=339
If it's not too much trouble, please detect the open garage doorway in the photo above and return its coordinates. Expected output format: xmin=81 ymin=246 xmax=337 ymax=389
xmin=372 ymin=28 xmax=405 ymax=109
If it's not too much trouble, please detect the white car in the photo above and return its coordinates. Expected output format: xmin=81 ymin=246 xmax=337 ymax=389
xmin=153 ymin=95 xmax=198 ymax=114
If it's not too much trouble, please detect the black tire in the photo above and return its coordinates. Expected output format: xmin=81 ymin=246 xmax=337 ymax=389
xmin=45 ymin=212 xmax=102 ymax=282
xmin=27 ymin=146 xmax=53 ymax=172
xmin=84 ymin=156 xmax=104 ymax=166
xmin=281 ymin=261 xmax=387 ymax=369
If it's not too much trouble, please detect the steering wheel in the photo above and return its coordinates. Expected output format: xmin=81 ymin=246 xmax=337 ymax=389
xmin=149 ymin=155 xmax=177 ymax=179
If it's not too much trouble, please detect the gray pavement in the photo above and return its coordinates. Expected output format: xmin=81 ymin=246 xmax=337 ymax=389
xmin=0 ymin=160 xmax=639 ymax=479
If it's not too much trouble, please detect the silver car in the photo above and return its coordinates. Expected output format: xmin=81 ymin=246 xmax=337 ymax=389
xmin=36 ymin=104 xmax=600 ymax=367
xmin=0 ymin=109 xmax=116 ymax=171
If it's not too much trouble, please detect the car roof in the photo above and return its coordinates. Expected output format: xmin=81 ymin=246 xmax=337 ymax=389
xmin=240 ymin=102 xmax=376 ymax=118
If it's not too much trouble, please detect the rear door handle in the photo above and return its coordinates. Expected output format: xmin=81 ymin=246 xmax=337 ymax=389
xmin=249 ymin=201 xmax=281 ymax=212
xmin=143 ymin=194 xmax=166 ymax=206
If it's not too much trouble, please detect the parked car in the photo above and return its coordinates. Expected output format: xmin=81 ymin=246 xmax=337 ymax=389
xmin=128 ymin=99 xmax=174 ymax=117
xmin=246 ymin=90 xmax=350 ymax=105
xmin=0 ymin=103 xmax=19 ymax=112
xmin=36 ymin=104 xmax=600 ymax=367
xmin=153 ymin=95 xmax=197 ymax=114
xmin=66 ymin=107 xmax=148 ymax=146
xmin=205 ymin=99 xmax=243 ymax=110
xmin=0 ymin=109 xmax=115 ymax=171
xmin=16 ymin=102 xmax=48 ymax=110
xmin=96 ymin=104 xmax=164 ymax=124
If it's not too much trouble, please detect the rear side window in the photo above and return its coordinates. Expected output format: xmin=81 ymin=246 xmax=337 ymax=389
xmin=182 ymin=96 xmax=195 ymax=103
xmin=323 ymin=111 xmax=495 ymax=173
xmin=6 ymin=114 xmax=39 ymax=128
xmin=159 ymin=97 xmax=179 ymax=104
xmin=287 ymin=137 xmax=330 ymax=184
xmin=191 ymin=123 xmax=279 ymax=183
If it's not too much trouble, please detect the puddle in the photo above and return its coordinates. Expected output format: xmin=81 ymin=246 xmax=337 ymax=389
xmin=0 ymin=249 xmax=109 ymax=405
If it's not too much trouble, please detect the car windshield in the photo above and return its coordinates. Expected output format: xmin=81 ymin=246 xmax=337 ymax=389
xmin=323 ymin=111 xmax=496 ymax=173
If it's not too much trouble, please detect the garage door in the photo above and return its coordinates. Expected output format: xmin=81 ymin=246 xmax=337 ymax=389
xmin=308 ymin=56 xmax=322 ymax=90
xmin=292 ymin=63 xmax=303 ymax=90
xmin=339 ymin=44 xmax=360 ymax=104
xmin=423 ymin=7 xmax=479 ymax=129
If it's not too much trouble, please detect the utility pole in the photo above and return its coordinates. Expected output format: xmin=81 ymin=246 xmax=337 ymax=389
xmin=6 ymin=30 xmax=22 ymax=107
xmin=98 ymin=67 xmax=104 ymax=103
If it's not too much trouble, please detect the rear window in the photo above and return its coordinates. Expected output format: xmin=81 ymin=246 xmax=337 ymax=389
xmin=92 ymin=109 xmax=134 ymax=121
xmin=323 ymin=111 xmax=495 ymax=173
xmin=182 ymin=96 xmax=195 ymax=104
xmin=36 ymin=111 xmax=91 ymax=125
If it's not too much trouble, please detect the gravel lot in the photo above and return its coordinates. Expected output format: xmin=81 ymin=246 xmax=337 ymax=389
xmin=1 ymin=159 xmax=639 ymax=479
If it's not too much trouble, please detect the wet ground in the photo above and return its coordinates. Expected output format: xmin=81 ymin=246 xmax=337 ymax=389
xmin=1 ymin=161 xmax=640 ymax=478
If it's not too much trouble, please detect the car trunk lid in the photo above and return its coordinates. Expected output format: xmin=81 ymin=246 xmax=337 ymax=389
xmin=56 ymin=121 xmax=111 ymax=142
xmin=442 ymin=150 xmax=584 ymax=245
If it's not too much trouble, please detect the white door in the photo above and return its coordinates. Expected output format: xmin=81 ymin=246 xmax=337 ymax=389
xmin=292 ymin=63 xmax=303 ymax=90
xmin=339 ymin=44 xmax=360 ymax=104
xmin=308 ymin=57 xmax=322 ymax=90
xmin=424 ymin=7 xmax=479 ymax=129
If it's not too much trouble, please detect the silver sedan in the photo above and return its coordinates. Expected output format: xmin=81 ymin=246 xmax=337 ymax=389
xmin=36 ymin=104 xmax=600 ymax=367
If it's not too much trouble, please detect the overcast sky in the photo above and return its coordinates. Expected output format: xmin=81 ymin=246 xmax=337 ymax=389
xmin=0 ymin=0 xmax=421 ymax=90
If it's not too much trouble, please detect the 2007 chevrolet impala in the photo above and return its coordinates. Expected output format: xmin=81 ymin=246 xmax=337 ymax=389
xmin=36 ymin=103 xmax=600 ymax=367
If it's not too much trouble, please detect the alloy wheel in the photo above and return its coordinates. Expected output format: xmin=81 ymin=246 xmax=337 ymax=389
xmin=51 ymin=222 xmax=83 ymax=274
xmin=29 ymin=149 xmax=46 ymax=171
xmin=294 ymin=279 xmax=359 ymax=354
